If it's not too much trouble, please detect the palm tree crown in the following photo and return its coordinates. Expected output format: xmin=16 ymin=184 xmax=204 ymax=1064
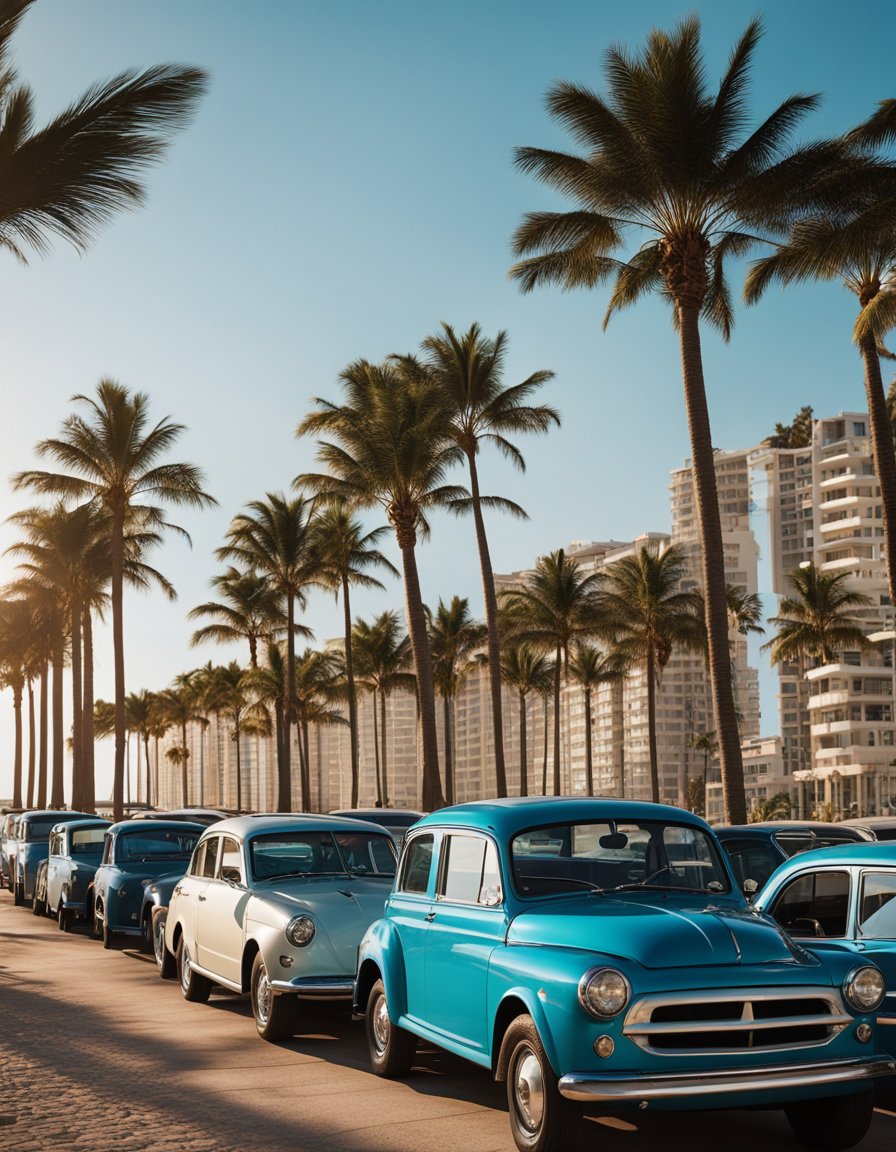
xmin=764 ymin=563 xmax=872 ymax=667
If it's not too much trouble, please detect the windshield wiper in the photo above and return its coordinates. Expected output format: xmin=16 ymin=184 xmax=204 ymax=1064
xmin=610 ymin=882 xmax=706 ymax=893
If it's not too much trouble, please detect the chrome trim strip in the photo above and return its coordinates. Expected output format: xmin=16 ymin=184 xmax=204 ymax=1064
xmin=270 ymin=977 xmax=353 ymax=998
xmin=558 ymin=1057 xmax=896 ymax=1103
xmin=624 ymin=1013 xmax=850 ymax=1036
xmin=877 ymin=1016 xmax=896 ymax=1026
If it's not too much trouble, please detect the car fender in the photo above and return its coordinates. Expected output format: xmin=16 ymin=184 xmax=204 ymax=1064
xmin=354 ymin=918 xmax=408 ymax=1017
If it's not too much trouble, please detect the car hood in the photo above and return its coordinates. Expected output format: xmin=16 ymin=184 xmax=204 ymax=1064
xmin=260 ymin=876 xmax=392 ymax=923
xmin=507 ymin=893 xmax=817 ymax=970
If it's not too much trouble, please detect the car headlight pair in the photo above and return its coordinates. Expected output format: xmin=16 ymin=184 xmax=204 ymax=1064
xmin=285 ymin=915 xmax=316 ymax=947
xmin=579 ymin=967 xmax=631 ymax=1019
xmin=844 ymin=966 xmax=885 ymax=1012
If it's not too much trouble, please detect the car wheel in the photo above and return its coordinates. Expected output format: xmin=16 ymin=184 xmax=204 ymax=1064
xmin=100 ymin=909 xmax=114 ymax=949
xmin=250 ymin=953 xmax=297 ymax=1041
xmin=57 ymin=903 xmax=70 ymax=933
xmin=13 ymin=879 xmax=23 ymax=907
xmin=31 ymin=890 xmax=44 ymax=916
xmin=154 ymin=912 xmax=176 ymax=980
xmin=502 ymin=1014 xmax=581 ymax=1152
xmin=785 ymin=1088 xmax=874 ymax=1150
xmin=177 ymin=936 xmax=211 ymax=1003
xmin=366 ymin=978 xmax=416 ymax=1078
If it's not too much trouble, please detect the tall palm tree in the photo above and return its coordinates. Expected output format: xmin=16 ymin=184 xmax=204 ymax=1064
xmin=352 ymin=612 xmax=415 ymax=808
xmin=509 ymin=16 xmax=844 ymax=824
xmin=427 ymin=596 xmax=487 ymax=805
xmin=124 ymin=689 xmax=157 ymax=807
xmin=0 ymin=596 xmax=34 ymax=807
xmin=217 ymin=493 xmax=315 ymax=811
xmin=0 ymin=1 xmax=206 ymax=264
xmin=309 ymin=500 xmax=397 ymax=808
xmin=501 ymin=549 xmax=604 ymax=795
xmin=420 ymin=322 xmax=559 ymax=798
xmin=189 ymin=567 xmax=283 ymax=669
xmin=764 ymin=564 xmax=871 ymax=667
xmin=202 ymin=662 xmax=271 ymax=813
xmin=154 ymin=677 xmax=208 ymax=807
xmin=567 ymin=643 xmax=625 ymax=797
xmin=297 ymin=358 xmax=467 ymax=811
xmin=293 ymin=648 xmax=346 ymax=811
xmin=601 ymin=544 xmax=706 ymax=803
xmin=13 ymin=379 xmax=216 ymax=819
xmin=498 ymin=639 xmax=554 ymax=797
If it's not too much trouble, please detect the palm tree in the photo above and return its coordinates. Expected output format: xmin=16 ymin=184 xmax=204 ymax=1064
xmin=13 ymin=380 xmax=216 ymax=819
xmin=420 ymin=323 xmax=559 ymax=798
xmin=509 ymin=16 xmax=844 ymax=824
xmin=501 ymin=549 xmax=604 ymax=795
xmin=601 ymin=544 xmax=706 ymax=804
xmin=216 ymin=493 xmax=315 ymax=811
xmin=567 ymin=643 xmax=625 ymax=797
xmin=297 ymin=358 xmax=467 ymax=811
xmin=427 ymin=597 xmax=487 ymax=805
xmin=202 ymin=662 xmax=271 ymax=813
xmin=309 ymin=500 xmax=397 ymax=808
xmin=764 ymin=564 xmax=872 ymax=668
xmin=352 ymin=612 xmax=415 ymax=808
xmin=124 ymin=690 xmax=157 ymax=807
xmin=154 ymin=677 xmax=208 ymax=807
xmin=293 ymin=648 xmax=346 ymax=811
xmin=0 ymin=596 xmax=34 ymax=807
xmin=189 ymin=567 xmax=283 ymax=669
xmin=750 ymin=790 xmax=792 ymax=822
xmin=498 ymin=639 xmax=554 ymax=796
xmin=0 ymin=2 xmax=206 ymax=264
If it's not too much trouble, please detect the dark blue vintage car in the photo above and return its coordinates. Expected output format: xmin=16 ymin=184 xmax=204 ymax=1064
xmin=8 ymin=809 xmax=92 ymax=906
xmin=355 ymin=797 xmax=894 ymax=1152
xmin=90 ymin=819 xmax=203 ymax=948
xmin=715 ymin=821 xmax=875 ymax=892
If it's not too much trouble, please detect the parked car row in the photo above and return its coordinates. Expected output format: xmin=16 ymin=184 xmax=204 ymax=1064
xmin=4 ymin=798 xmax=896 ymax=1152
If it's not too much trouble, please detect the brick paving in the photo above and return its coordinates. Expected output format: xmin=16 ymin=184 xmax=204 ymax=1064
xmin=1 ymin=889 xmax=895 ymax=1152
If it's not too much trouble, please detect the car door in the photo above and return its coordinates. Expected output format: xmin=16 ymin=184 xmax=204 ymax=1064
xmin=45 ymin=829 xmax=64 ymax=910
xmin=854 ymin=868 xmax=896 ymax=1056
xmin=423 ymin=832 xmax=505 ymax=1055
xmin=196 ymin=835 xmax=247 ymax=985
xmin=386 ymin=832 xmax=437 ymax=1026
xmin=175 ymin=836 xmax=218 ymax=956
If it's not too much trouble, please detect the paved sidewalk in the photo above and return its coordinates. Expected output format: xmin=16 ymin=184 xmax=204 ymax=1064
xmin=1 ymin=891 xmax=894 ymax=1152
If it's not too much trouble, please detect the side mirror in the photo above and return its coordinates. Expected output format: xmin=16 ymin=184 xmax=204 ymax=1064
xmin=221 ymin=866 xmax=242 ymax=885
xmin=742 ymin=878 xmax=759 ymax=900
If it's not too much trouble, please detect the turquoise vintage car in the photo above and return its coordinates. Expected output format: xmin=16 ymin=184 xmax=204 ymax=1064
xmin=41 ymin=818 xmax=112 ymax=929
xmin=755 ymin=842 xmax=896 ymax=1076
xmin=91 ymin=819 xmax=204 ymax=948
xmin=355 ymin=797 xmax=895 ymax=1152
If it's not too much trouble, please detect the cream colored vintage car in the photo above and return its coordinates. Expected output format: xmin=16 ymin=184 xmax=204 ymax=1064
xmin=162 ymin=813 xmax=397 ymax=1040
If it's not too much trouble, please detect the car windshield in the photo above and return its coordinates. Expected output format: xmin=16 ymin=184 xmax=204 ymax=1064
xmin=118 ymin=829 xmax=200 ymax=861
xmin=511 ymin=819 xmax=731 ymax=897
xmin=250 ymin=830 xmax=397 ymax=881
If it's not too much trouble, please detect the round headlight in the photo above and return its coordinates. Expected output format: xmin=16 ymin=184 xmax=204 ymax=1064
xmin=285 ymin=915 xmax=316 ymax=948
xmin=844 ymin=966 xmax=885 ymax=1012
xmin=579 ymin=967 xmax=631 ymax=1019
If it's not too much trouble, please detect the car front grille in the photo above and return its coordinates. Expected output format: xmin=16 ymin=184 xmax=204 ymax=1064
xmin=624 ymin=989 xmax=851 ymax=1055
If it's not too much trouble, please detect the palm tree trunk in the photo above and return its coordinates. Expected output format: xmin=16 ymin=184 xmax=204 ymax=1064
xmin=51 ymin=633 xmax=65 ymax=808
xmin=584 ymin=686 xmax=593 ymax=796
xmin=38 ymin=660 xmax=48 ymax=809
xmin=70 ymin=593 xmax=83 ymax=811
xmin=342 ymin=575 xmax=360 ymax=808
xmin=519 ymin=692 xmax=528 ymax=797
xmin=467 ymin=453 xmax=507 ymax=797
xmin=111 ymin=509 xmax=127 ymax=822
xmin=126 ymin=736 xmax=132 ymax=808
xmin=542 ymin=696 xmax=549 ymax=795
xmin=380 ymin=690 xmax=390 ymax=807
xmin=297 ymin=712 xmax=308 ymax=809
xmin=302 ymin=720 xmax=312 ymax=810
xmin=12 ymin=681 xmax=23 ymax=809
xmin=82 ymin=607 xmax=96 ymax=812
xmin=647 ymin=646 xmax=660 ymax=804
xmin=859 ymin=332 xmax=896 ymax=611
xmin=143 ymin=734 xmax=152 ymax=807
xmin=397 ymin=535 xmax=444 ymax=811
xmin=678 ymin=301 xmax=746 ymax=824
xmin=444 ymin=696 xmax=454 ymax=805
xmin=552 ymin=645 xmax=562 ymax=795
xmin=282 ymin=592 xmax=297 ymax=811
xmin=372 ymin=693 xmax=382 ymax=806
xmin=26 ymin=679 xmax=35 ymax=808
xmin=235 ymin=719 xmax=242 ymax=812
xmin=181 ymin=722 xmax=189 ymax=806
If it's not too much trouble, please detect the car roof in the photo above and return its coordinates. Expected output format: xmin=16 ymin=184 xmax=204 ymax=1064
xmin=18 ymin=810 xmax=92 ymax=823
xmin=106 ymin=819 xmax=206 ymax=834
xmin=53 ymin=818 xmax=111 ymax=833
xmin=411 ymin=797 xmax=709 ymax=839
xmin=330 ymin=809 xmax=426 ymax=826
xmin=715 ymin=822 xmax=872 ymax=840
xmin=762 ymin=840 xmax=896 ymax=873
xmin=204 ymin=813 xmax=400 ymax=840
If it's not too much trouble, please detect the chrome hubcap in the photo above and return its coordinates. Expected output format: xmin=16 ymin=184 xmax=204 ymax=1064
xmin=180 ymin=942 xmax=192 ymax=992
xmin=372 ymin=994 xmax=391 ymax=1053
xmin=513 ymin=1049 xmax=545 ymax=1133
xmin=154 ymin=921 xmax=165 ymax=964
xmin=255 ymin=966 xmax=272 ymax=1025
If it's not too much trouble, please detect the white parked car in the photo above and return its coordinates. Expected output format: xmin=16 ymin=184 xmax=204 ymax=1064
xmin=162 ymin=813 xmax=397 ymax=1040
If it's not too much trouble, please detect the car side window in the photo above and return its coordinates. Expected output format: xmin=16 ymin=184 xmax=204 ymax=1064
xmin=722 ymin=840 xmax=780 ymax=888
xmin=858 ymin=871 xmax=896 ymax=938
xmin=771 ymin=870 xmax=850 ymax=938
xmin=439 ymin=834 xmax=503 ymax=906
xmin=101 ymin=834 xmax=113 ymax=865
xmin=398 ymin=834 xmax=434 ymax=895
xmin=200 ymin=837 xmax=220 ymax=879
xmin=217 ymin=836 xmax=242 ymax=884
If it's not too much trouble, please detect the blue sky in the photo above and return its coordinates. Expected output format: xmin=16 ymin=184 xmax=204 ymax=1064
xmin=2 ymin=0 xmax=895 ymax=801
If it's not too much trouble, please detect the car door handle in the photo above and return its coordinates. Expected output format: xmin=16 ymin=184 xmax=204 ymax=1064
xmin=198 ymin=895 xmax=206 ymax=902
xmin=425 ymin=911 xmax=436 ymax=922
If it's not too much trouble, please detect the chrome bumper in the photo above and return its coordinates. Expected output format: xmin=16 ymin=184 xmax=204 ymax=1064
xmin=270 ymin=976 xmax=353 ymax=999
xmin=558 ymin=1056 xmax=896 ymax=1103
